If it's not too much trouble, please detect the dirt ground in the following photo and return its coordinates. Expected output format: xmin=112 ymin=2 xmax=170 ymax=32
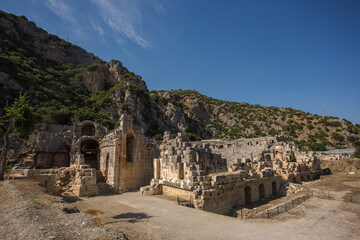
xmin=0 ymin=179 xmax=126 ymax=240
xmin=73 ymin=172 xmax=360 ymax=240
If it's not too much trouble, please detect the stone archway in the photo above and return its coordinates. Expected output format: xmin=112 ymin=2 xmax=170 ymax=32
xmin=259 ymin=183 xmax=265 ymax=199
xmin=80 ymin=139 xmax=100 ymax=169
xmin=244 ymin=186 xmax=252 ymax=205
xmin=307 ymin=175 xmax=310 ymax=181
xmin=272 ymin=181 xmax=277 ymax=196
xmin=81 ymin=122 xmax=96 ymax=136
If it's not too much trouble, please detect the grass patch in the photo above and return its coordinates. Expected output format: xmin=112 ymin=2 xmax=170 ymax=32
xmin=84 ymin=209 xmax=103 ymax=226
xmin=84 ymin=209 xmax=102 ymax=216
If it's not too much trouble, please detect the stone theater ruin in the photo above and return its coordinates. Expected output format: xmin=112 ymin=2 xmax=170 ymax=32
xmin=140 ymin=131 xmax=321 ymax=214
xmin=22 ymin=113 xmax=321 ymax=215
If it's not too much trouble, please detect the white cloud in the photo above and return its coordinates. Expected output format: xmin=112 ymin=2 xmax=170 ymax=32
xmin=45 ymin=0 xmax=76 ymax=24
xmin=91 ymin=22 xmax=104 ymax=37
xmin=152 ymin=0 xmax=166 ymax=15
xmin=91 ymin=0 xmax=151 ymax=49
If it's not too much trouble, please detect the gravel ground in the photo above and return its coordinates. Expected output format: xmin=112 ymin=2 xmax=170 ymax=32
xmin=74 ymin=173 xmax=360 ymax=240
xmin=0 ymin=180 xmax=126 ymax=240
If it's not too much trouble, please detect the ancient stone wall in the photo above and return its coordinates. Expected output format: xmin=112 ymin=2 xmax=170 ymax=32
xmin=95 ymin=114 xmax=155 ymax=194
xmin=30 ymin=132 xmax=71 ymax=168
xmin=142 ymin=132 xmax=322 ymax=215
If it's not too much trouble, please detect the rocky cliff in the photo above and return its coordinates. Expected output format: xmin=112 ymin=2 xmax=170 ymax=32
xmin=1 ymin=10 xmax=359 ymax=151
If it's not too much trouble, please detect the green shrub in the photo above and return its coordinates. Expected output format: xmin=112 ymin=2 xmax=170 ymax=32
xmin=331 ymin=132 xmax=345 ymax=142
xmin=186 ymin=132 xmax=202 ymax=141
xmin=153 ymin=133 xmax=163 ymax=141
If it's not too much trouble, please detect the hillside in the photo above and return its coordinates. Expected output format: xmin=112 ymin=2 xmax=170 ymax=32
xmin=1 ymin=10 xmax=359 ymax=151
xmin=150 ymin=90 xmax=360 ymax=150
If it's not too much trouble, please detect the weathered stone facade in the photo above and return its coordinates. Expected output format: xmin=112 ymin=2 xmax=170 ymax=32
xmin=141 ymin=133 xmax=322 ymax=215
xmin=24 ymin=115 xmax=155 ymax=197
xmin=98 ymin=114 xmax=155 ymax=193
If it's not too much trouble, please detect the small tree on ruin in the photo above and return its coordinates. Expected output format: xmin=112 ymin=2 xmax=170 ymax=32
xmin=0 ymin=93 xmax=36 ymax=180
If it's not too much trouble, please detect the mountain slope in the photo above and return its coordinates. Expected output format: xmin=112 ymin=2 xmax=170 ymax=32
xmin=150 ymin=90 xmax=360 ymax=150
xmin=0 ymin=10 xmax=359 ymax=151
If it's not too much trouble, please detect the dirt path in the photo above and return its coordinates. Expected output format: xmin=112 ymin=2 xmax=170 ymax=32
xmin=0 ymin=180 xmax=126 ymax=240
xmin=1 ymin=173 xmax=359 ymax=240
xmin=75 ymin=175 xmax=360 ymax=240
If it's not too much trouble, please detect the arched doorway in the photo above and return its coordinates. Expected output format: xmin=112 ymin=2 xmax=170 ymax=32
xmin=80 ymin=139 xmax=99 ymax=169
xmin=81 ymin=123 xmax=95 ymax=136
xmin=259 ymin=183 xmax=265 ymax=199
xmin=307 ymin=175 xmax=310 ymax=181
xmin=293 ymin=177 xmax=297 ymax=183
xmin=301 ymin=176 xmax=305 ymax=182
xmin=272 ymin=181 xmax=277 ymax=196
xmin=244 ymin=186 xmax=252 ymax=205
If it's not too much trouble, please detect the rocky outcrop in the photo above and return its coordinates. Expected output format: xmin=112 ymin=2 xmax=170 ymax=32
xmin=0 ymin=10 xmax=102 ymax=65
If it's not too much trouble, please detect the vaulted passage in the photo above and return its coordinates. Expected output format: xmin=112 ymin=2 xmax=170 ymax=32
xmin=244 ymin=186 xmax=252 ymax=205
xmin=272 ymin=181 xmax=277 ymax=196
xmin=81 ymin=139 xmax=99 ymax=169
xmin=259 ymin=183 xmax=265 ymax=199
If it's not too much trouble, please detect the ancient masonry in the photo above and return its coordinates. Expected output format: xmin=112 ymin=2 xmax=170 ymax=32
xmin=25 ymin=114 xmax=155 ymax=196
xmin=140 ymin=132 xmax=322 ymax=215
xmin=23 ymin=115 xmax=321 ymax=214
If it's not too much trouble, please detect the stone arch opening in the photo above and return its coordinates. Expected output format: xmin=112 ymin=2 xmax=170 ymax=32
xmin=265 ymin=154 xmax=271 ymax=162
xmin=293 ymin=177 xmax=297 ymax=183
xmin=272 ymin=181 xmax=277 ymax=196
xmin=81 ymin=139 xmax=99 ymax=169
xmin=307 ymin=175 xmax=310 ymax=181
xmin=301 ymin=176 xmax=305 ymax=182
xmin=259 ymin=183 xmax=265 ymax=199
xmin=81 ymin=122 xmax=95 ymax=136
xmin=126 ymin=134 xmax=135 ymax=162
xmin=244 ymin=186 xmax=252 ymax=205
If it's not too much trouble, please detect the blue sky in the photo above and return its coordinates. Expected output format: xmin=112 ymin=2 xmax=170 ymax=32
xmin=1 ymin=0 xmax=360 ymax=124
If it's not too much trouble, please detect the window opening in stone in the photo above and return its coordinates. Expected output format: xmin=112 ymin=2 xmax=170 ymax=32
xmin=179 ymin=162 xmax=185 ymax=179
xmin=105 ymin=153 xmax=110 ymax=181
xmin=126 ymin=135 xmax=135 ymax=162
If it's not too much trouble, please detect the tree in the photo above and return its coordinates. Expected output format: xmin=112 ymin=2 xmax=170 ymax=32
xmin=354 ymin=141 xmax=360 ymax=159
xmin=0 ymin=93 xmax=36 ymax=180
